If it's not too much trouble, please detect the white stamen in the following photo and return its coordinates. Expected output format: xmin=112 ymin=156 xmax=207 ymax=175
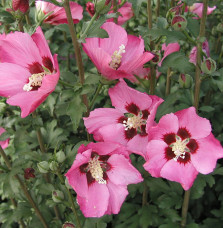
xmin=88 ymin=157 xmax=106 ymax=184
xmin=109 ymin=44 xmax=126 ymax=70
xmin=23 ymin=72 xmax=46 ymax=92
xmin=171 ymin=136 xmax=190 ymax=161
xmin=123 ymin=114 xmax=146 ymax=131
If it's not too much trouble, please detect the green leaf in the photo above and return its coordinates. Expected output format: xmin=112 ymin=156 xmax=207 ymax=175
xmin=159 ymin=52 xmax=195 ymax=74
xmin=199 ymin=106 xmax=215 ymax=112
xmin=187 ymin=18 xmax=200 ymax=37
xmin=128 ymin=0 xmax=146 ymax=17
xmin=0 ymin=131 xmax=10 ymax=141
xmin=0 ymin=10 xmax=15 ymax=24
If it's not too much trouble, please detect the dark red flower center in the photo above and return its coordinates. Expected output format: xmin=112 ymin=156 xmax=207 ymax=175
xmin=79 ymin=152 xmax=111 ymax=186
xmin=24 ymin=168 xmax=35 ymax=180
xmin=118 ymin=103 xmax=150 ymax=140
xmin=163 ymin=127 xmax=199 ymax=164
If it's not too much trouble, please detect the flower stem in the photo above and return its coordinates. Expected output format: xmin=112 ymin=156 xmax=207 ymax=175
xmin=89 ymin=83 xmax=103 ymax=112
xmin=165 ymin=67 xmax=172 ymax=96
xmin=63 ymin=0 xmax=89 ymax=110
xmin=147 ymin=0 xmax=156 ymax=95
xmin=0 ymin=145 xmax=49 ymax=228
xmin=156 ymin=0 xmax=160 ymax=19
xmin=113 ymin=0 xmax=118 ymax=24
xmin=56 ymin=169 xmax=82 ymax=228
xmin=182 ymin=30 xmax=197 ymax=46
xmin=181 ymin=1 xmax=209 ymax=227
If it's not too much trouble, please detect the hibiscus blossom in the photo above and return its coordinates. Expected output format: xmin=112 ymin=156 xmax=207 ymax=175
xmin=187 ymin=3 xmax=216 ymax=19
xmin=0 ymin=128 xmax=9 ymax=149
xmin=36 ymin=0 xmax=83 ymax=25
xmin=82 ymin=22 xmax=154 ymax=81
xmin=143 ymin=107 xmax=223 ymax=190
xmin=65 ymin=142 xmax=143 ymax=217
xmin=0 ymin=27 xmax=60 ymax=118
xmin=84 ymin=80 xmax=163 ymax=158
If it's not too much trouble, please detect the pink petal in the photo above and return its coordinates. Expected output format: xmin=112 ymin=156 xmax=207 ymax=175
xmin=109 ymin=79 xmax=152 ymax=113
xmin=121 ymin=35 xmax=145 ymax=64
xmin=127 ymin=134 xmax=148 ymax=158
xmin=98 ymin=124 xmax=127 ymax=145
xmin=105 ymin=182 xmax=128 ymax=214
xmin=143 ymin=140 xmax=168 ymax=177
xmin=31 ymin=27 xmax=54 ymax=65
xmin=0 ymin=128 xmax=9 ymax=149
xmin=191 ymin=133 xmax=223 ymax=174
xmin=190 ymin=3 xmax=216 ymax=18
xmin=107 ymin=154 xmax=143 ymax=186
xmin=7 ymin=90 xmax=48 ymax=118
xmin=77 ymin=182 xmax=109 ymax=217
xmin=0 ymin=63 xmax=30 ymax=97
xmin=119 ymin=52 xmax=154 ymax=73
xmin=116 ymin=2 xmax=134 ymax=25
xmin=84 ymin=108 xmax=123 ymax=133
xmin=99 ymin=22 xmax=128 ymax=56
xmin=175 ymin=107 xmax=211 ymax=139
xmin=160 ymin=159 xmax=199 ymax=190
xmin=0 ymin=32 xmax=42 ymax=67
xmin=159 ymin=43 xmax=180 ymax=67
xmin=148 ymin=113 xmax=179 ymax=141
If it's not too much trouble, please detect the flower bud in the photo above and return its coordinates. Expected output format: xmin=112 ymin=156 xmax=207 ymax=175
xmin=62 ymin=222 xmax=75 ymax=228
xmin=151 ymin=51 xmax=161 ymax=65
xmin=49 ymin=161 xmax=59 ymax=172
xmin=201 ymin=58 xmax=216 ymax=74
xmin=216 ymin=23 xmax=223 ymax=33
xmin=56 ymin=151 xmax=66 ymax=163
xmin=166 ymin=3 xmax=183 ymax=23
xmin=24 ymin=168 xmax=35 ymax=180
xmin=86 ymin=2 xmax=95 ymax=17
xmin=12 ymin=0 xmax=29 ymax=13
xmin=171 ymin=15 xmax=187 ymax=31
xmin=178 ymin=74 xmax=193 ymax=89
xmin=65 ymin=178 xmax=72 ymax=189
xmin=37 ymin=161 xmax=49 ymax=174
xmin=52 ymin=190 xmax=64 ymax=203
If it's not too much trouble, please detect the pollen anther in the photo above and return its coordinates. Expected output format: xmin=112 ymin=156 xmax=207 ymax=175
xmin=171 ymin=136 xmax=190 ymax=161
xmin=109 ymin=44 xmax=126 ymax=70
xmin=123 ymin=113 xmax=146 ymax=131
xmin=23 ymin=72 xmax=46 ymax=92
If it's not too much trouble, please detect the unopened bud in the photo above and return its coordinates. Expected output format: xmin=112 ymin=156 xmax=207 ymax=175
xmin=52 ymin=190 xmax=64 ymax=203
xmin=179 ymin=74 xmax=193 ymax=89
xmin=216 ymin=23 xmax=223 ymax=33
xmin=12 ymin=0 xmax=29 ymax=13
xmin=166 ymin=4 xmax=183 ymax=23
xmin=49 ymin=161 xmax=59 ymax=172
xmin=37 ymin=161 xmax=49 ymax=174
xmin=171 ymin=15 xmax=187 ymax=31
xmin=151 ymin=51 xmax=161 ymax=65
xmin=56 ymin=151 xmax=66 ymax=163
xmin=24 ymin=168 xmax=35 ymax=180
xmin=201 ymin=58 xmax=216 ymax=74
xmin=62 ymin=222 xmax=75 ymax=228
xmin=86 ymin=2 xmax=95 ymax=17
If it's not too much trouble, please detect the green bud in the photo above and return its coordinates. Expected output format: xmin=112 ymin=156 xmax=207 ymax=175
xmin=56 ymin=151 xmax=66 ymax=163
xmin=65 ymin=178 xmax=72 ymax=190
xmin=35 ymin=8 xmax=45 ymax=24
xmin=52 ymin=190 xmax=64 ymax=203
xmin=211 ymin=26 xmax=217 ymax=36
xmin=178 ymin=74 xmax=193 ymax=89
xmin=171 ymin=15 xmax=187 ymax=31
xmin=49 ymin=161 xmax=59 ymax=172
xmin=37 ymin=161 xmax=49 ymax=174
xmin=62 ymin=222 xmax=75 ymax=228
xmin=201 ymin=58 xmax=216 ymax=74
xmin=217 ymin=23 xmax=223 ymax=33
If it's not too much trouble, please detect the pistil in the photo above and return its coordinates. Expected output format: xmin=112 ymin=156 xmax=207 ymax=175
xmin=109 ymin=44 xmax=125 ymax=70
xmin=23 ymin=72 xmax=46 ymax=92
xmin=171 ymin=136 xmax=190 ymax=161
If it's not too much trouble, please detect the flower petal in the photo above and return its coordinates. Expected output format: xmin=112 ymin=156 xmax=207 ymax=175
xmin=191 ymin=133 xmax=223 ymax=174
xmin=160 ymin=160 xmax=198 ymax=190
xmin=175 ymin=107 xmax=211 ymax=139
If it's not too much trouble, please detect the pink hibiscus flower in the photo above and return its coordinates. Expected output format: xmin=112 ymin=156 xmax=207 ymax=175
xmin=82 ymin=22 xmax=154 ymax=81
xmin=0 ymin=128 xmax=10 ymax=149
xmin=189 ymin=40 xmax=210 ymax=65
xmin=65 ymin=142 xmax=143 ymax=217
xmin=187 ymin=3 xmax=216 ymax=19
xmin=143 ymin=107 xmax=223 ymax=190
xmin=84 ymin=80 xmax=163 ymax=158
xmin=0 ymin=27 xmax=60 ymax=118
xmin=36 ymin=0 xmax=83 ymax=25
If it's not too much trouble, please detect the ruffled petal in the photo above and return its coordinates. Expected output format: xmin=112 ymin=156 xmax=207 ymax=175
xmin=191 ymin=133 xmax=223 ymax=174
xmin=77 ymin=183 xmax=109 ymax=217
xmin=0 ymin=32 xmax=42 ymax=67
xmin=0 ymin=63 xmax=29 ymax=97
xmin=160 ymin=160 xmax=199 ymax=190
xmin=105 ymin=182 xmax=128 ymax=215
xmin=99 ymin=22 xmax=128 ymax=56
xmin=143 ymin=140 xmax=168 ymax=177
xmin=175 ymin=107 xmax=211 ymax=139
xmin=107 ymin=154 xmax=143 ymax=186
xmin=109 ymin=79 xmax=152 ymax=112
